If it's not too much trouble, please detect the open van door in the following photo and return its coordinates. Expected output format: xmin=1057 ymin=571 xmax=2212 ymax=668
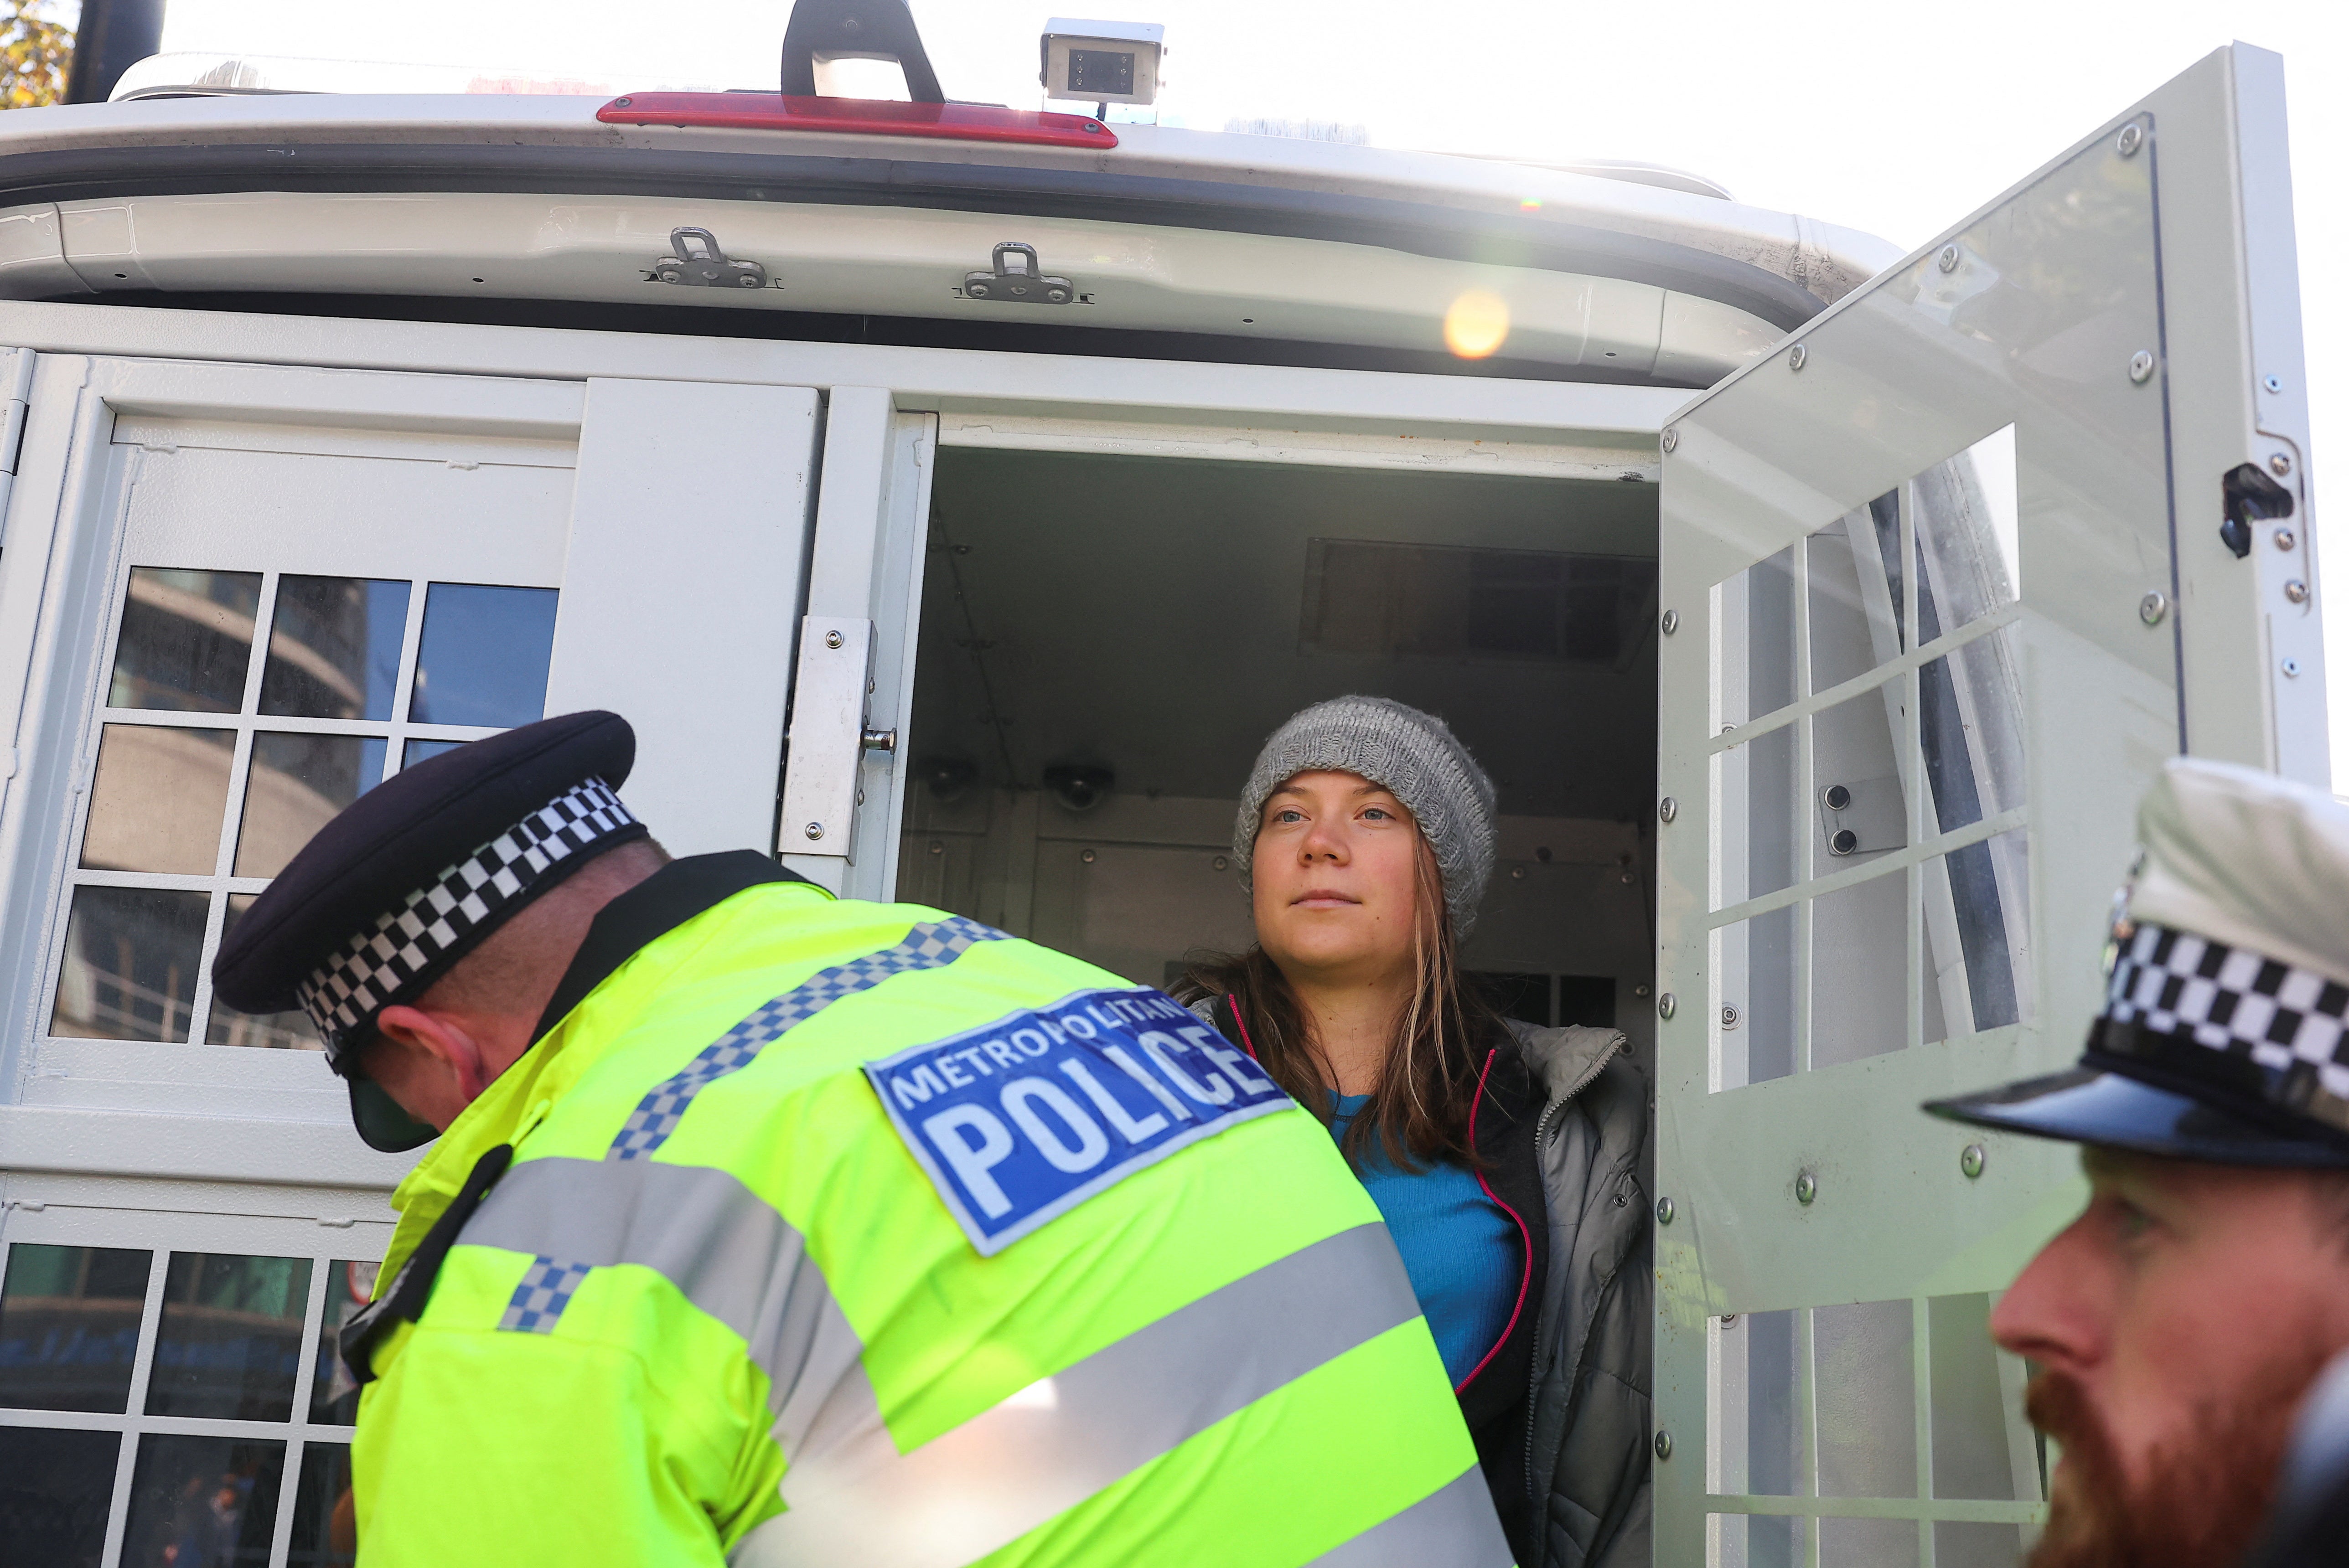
xmin=1652 ymin=43 xmax=2319 ymax=1565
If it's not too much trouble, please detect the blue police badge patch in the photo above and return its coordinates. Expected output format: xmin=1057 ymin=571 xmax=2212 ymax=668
xmin=864 ymin=987 xmax=1294 ymax=1254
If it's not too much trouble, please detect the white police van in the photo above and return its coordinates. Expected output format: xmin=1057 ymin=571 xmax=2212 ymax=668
xmin=0 ymin=3 xmax=2320 ymax=1562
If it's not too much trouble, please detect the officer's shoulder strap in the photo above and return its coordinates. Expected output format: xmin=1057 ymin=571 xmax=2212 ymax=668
xmin=340 ymin=1141 xmax=515 ymax=1385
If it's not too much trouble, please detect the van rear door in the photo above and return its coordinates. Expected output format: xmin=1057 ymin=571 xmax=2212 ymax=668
xmin=1651 ymin=42 xmax=2318 ymax=1563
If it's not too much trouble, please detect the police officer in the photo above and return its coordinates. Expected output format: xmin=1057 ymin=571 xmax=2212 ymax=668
xmin=1923 ymin=757 xmax=2349 ymax=1568
xmin=213 ymin=710 xmax=1510 ymax=1567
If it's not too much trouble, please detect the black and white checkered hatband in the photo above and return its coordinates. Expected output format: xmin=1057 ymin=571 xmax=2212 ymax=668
xmin=296 ymin=778 xmax=639 ymax=1064
xmin=2092 ymin=920 xmax=2349 ymax=1135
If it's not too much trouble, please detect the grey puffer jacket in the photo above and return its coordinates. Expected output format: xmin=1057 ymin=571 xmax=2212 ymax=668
xmin=1503 ymin=1021 xmax=1652 ymax=1568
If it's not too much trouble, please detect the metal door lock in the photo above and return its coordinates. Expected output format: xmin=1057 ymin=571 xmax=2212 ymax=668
xmin=651 ymin=227 xmax=769 ymax=288
xmin=780 ymin=617 xmax=877 ymax=863
xmin=2222 ymin=462 xmax=2294 ymax=558
xmin=964 ymin=242 xmax=1075 ymax=304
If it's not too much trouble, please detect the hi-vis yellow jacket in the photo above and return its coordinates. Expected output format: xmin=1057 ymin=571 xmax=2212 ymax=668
xmin=352 ymin=860 xmax=1508 ymax=1566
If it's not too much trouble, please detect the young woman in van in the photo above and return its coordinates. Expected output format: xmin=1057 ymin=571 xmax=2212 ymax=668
xmin=1176 ymin=696 xmax=1651 ymax=1568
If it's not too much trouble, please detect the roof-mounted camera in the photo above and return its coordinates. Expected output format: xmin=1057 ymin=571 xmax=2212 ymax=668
xmin=1040 ymin=18 xmax=1163 ymax=109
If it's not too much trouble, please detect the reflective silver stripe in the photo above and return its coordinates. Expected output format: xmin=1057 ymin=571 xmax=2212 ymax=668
xmin=459 ymin=1156 xmax=864 ymax=1455
xmin=1304 ymin=1465 xmax=1515 ymax=1568
xmin=736 ymin=1222 xmax=1422 ymax=1568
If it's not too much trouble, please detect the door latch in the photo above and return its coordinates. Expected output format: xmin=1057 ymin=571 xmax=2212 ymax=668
xmin=2220 ymin=462 xmax=2293 ymax=559
xmin=652 ymin=227 xmax=769 ymax=289
xmin=963 ymin=242 xmax=1074 ymax=304
xmin=780 ymin=618 xmax=877 ymax=863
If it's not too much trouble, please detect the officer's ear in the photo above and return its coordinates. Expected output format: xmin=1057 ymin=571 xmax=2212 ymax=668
xmin=368 ymin=1006 xmax=495 ymax=1121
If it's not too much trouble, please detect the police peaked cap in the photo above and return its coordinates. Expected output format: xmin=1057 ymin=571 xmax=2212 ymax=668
xmin=212 ymin=710 xmax=647 ymax=1152
xmin=1928 ymin=757 xmax=2349 ymax=1166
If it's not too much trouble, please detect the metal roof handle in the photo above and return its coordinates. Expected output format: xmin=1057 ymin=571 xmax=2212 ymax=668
xmin=780 ymin=0 xmax=947 ymax=103
xmin=965 ymin=242 xmax=1075 ymax=304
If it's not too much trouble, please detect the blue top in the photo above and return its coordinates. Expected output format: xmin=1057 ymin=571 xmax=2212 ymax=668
xmin=1330 ymin=1093 xmax=1521 ymax=1386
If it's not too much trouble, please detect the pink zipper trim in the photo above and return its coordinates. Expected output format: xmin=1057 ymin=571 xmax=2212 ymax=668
xmin=1457 ymin=1045 xmax=1534 ymax=1396
xmin=1224 ymin=997 xmax=1263 ymax=1060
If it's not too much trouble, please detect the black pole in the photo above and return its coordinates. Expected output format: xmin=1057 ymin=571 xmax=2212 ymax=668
xmin=63 ymin=0 xmax=168 ymax=104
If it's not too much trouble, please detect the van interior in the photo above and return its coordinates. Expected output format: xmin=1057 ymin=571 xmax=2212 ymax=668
xmin=894 ymin=449 xmax=1661 ymax=1074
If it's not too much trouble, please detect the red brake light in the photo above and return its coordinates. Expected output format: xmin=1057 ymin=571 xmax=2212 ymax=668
xmin=596 ymin=93 xmax=1118 ymax=150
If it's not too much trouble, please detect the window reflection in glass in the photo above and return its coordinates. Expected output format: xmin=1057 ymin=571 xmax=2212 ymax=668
xmin=1812 ymin=870 xmax=1913 ymax=1070
xmin=1814 ymin=1297 xmax=1919 ymax=1499
xmin=409 ymin=583 xmax=558 ymax=727
xmin=1808 ymin=498 xmax=1902 ymax=693
xmin=1924 ymin=828 xmax=2033 ymax=1045
xmin=206 ymin=894 xmax=324 ymax=1052
xmin=50 ymin=886 xmax=210 ymax=1042
xmin=1914 ymin=425 xmax=2020 ymax=635
xmin=146 ymin=1253 xmax=312 ymax=1422
xmin=0 ymin=1424 xmax=120 ymax=1568
xmin=1709 ymin=1514 xmax=1801 ymax=1568
xmin=109 ymin=567 xmax=262 ymax=714
xmin=1821 ymin=1518 xmax=1920 ymax=1567
xmin=308 ymin=1260 xmax=378 ymax=1427
xmin=1714 ymin=720 xmax=1796 ymax=910
xmin=1921 ymin=627 xmax=2026 ymax=834
xmin=1715 ymin=545 xmax=1798 ymax=726
xmin=1714 ymin=908 xmax=1794 ymax=1088
xmin=233 ymin=733 xmax=388 ymax=879
xmin=123 ymin=1433 xmax=284 ymax=1568
xmin=259 ymin=577 xmax=411 ymax=722
xmin=1937 ymin=1522 xmax=2027 ymax=1568
xmin=290 ymin=1443 xmax=357 ymax=1567
xmin=79 ymin=723 xmax=235 ymax=874
xmin=1928 ymin=1292 xmax=2038 ymax=1505
xmin=401 ymin=738 xmax=466 ymax=770
xmin=0 ymin=1242 xmax=153 ymax=1413
xmin=1716 ymin=1308 xmax=1801 ymax=1495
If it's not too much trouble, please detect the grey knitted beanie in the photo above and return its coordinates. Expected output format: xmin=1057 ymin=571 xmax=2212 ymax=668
xmin=1233 ymin=696 xmax=1498 ymax=938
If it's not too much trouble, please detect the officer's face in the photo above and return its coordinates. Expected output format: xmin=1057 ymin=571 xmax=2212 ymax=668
xmin=1251 ymin=772 xmax=1425 ymax=987
xmin=1991 ymin=1148 xmax=2349 ymax=1568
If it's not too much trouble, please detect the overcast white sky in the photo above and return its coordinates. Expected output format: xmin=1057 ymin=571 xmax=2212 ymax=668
xmin=132 ymin=0 xmax=2349 ymax=776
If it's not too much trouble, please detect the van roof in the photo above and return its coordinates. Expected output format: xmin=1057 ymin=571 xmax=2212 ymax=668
xmin=0 ymin=88 xmax=1903 ymax=382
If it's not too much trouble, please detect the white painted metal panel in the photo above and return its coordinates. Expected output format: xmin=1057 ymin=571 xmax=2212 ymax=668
xmin=1653 ymin=44 xmax=2318 ymax=1565
xmin=542 ymin=377 xmax=817 ymax=858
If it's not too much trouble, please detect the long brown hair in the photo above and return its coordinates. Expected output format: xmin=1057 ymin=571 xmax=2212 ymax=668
xmin=1174 ymin=826 xmax=1506 ymax=1171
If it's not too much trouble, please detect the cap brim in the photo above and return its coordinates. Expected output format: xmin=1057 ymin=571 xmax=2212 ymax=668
xmin=350 ymin=1077 xmax=441 ymax=1154
xmin=1925 ymin=1066 xmax=2349 ymax=1168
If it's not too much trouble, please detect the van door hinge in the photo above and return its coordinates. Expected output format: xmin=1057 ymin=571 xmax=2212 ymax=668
xmin=963 ymin=242 xmax=1076 ymax=304
xmin=649 ymin=227 xmax=770 ymax=289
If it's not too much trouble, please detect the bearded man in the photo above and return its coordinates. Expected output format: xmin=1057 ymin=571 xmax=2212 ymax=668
xmin=1924 ymin=757 xmax=2349 ymax=1568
